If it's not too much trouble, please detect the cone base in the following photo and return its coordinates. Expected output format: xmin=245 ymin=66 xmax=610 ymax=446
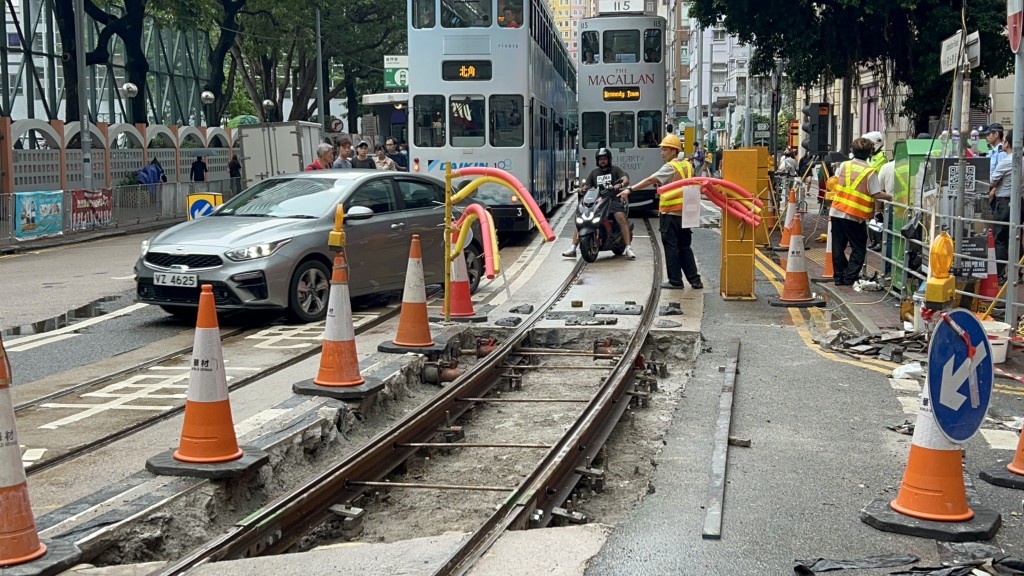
xmin=770 ymin=297 xmax=825 ymax=308
xmin=294 ymin=376 xmax=384 ymax=401
xmin=429 ymin=310 xmax=489 ymax=323
xmin=860 ymin=498 xmax=1000 ymax=542
xmin=378 ymin=340 xmax=450 ymax=360
xmin=146 ymin=445 xmax=269 ymax=479
xmin=0 ymin=543 xmax=46 ymax=569
xmin=0 ymin=539 xmax=81 ymax=575
xmin=980 ymin=463 xmax=1024 ymax=490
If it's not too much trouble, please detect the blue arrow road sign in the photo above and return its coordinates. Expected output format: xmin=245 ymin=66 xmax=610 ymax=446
xmin=927 ymin=308 xmax=993 ymax=443
xmin=190 ymin=199 xmax=214 ymax=219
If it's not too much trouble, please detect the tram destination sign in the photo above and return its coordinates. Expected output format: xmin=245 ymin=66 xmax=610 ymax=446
xmin=441 ymin=60 xmax=493 ymax=81
xmin=603 ymin=87 xmax=641 ymax=101
xmin=598 ymin=0 xmax=644 ymax=13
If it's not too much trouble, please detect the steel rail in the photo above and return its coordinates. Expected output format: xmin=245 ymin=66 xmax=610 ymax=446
xmin=153 ymin=256 xmax=589 ymax=575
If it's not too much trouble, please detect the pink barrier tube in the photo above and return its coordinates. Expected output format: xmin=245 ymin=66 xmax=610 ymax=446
xmin=702 ymin=184 xmax=761 ymax=226
xmin=452 ymin=167 xmax=556 ymax=241
xmin=453 ymin=204 xmax=497 ymax=279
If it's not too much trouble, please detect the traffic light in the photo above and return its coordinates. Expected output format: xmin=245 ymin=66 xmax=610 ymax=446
xmin=800 ymin=103 xmax=831 ymax=155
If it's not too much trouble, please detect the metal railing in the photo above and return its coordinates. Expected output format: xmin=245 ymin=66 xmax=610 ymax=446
xmin=0 ymin=177 xmax=244 ymax=248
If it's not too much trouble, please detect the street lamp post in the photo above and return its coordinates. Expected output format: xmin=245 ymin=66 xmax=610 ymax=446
xmin=201 ymin=90 xmax=215 ymax=127
xmin=262 ymin=99 xmax=276 ymax=123
xmin=74 ymin=0 xmax=92 ymax=193
xmin=121 ymin=82 xmax=138 ymax=125
xmin=727 ymin=102 xmax=735 ymax=149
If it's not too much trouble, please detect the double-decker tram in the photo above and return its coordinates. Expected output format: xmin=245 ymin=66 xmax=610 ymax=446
xmin=407 ymin=0 xmax=577 ymax=232
xmin=577 ymin=4 xmax=666 ymax=210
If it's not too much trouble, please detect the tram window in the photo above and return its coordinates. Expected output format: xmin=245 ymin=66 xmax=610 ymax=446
xmin=637 ymin=111 xmax=662 ymax=148
xmin=498 ymin=0 xmax=522 ymax=27
xmin=644 ymin=29 xmax=662 ymax=63
xmin=413 ymin=0 xmax=435 ymax=28
xmin=414 ymin=95 xmax=446 ymax=148
xmin=490 ymin=95 xmax=524 ymax=147
xmin=608 ymin=112 xmax=634 ymax=149
xmin=581 ymin=112 xmax=606 ymax=149
xmin=602 ymin=30 xmax=640 ymax=64
xmin=450 ymin=95 xmax=486 ymax=147
xmin=441 ymin=0 xmax=491 ymax=28
xmin=581 ymin=31 xmax=598 ymax=64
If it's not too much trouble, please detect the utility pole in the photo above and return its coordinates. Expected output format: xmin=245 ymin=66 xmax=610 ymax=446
xmin=951 ymin=41 xmax=970 ymax=262
xmin=74 ymin=0 xmax=92 ymax=193
xmin=744 ymin=44 xmax=752 ymax=147
xmin=1008 ymin=36 xmax=1024 ymax=326
xmin=695 ymin=26 xmax=703 ymax=148
xmin=706 ymin=32 xmax=714 ymax=151
xmin=315 ymin=8 xmax=327 ymax=133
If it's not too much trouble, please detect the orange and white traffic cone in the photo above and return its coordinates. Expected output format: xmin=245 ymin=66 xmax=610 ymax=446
xmin=379 ymin=235 xmax=447 ymax=357
xmin=977 ymin=228 xmax=999 ymax=303
xmin=294 ymin=251 xmax=383 ymax=399
xmin=778 ymin=188 xmax=797 ymax=252
xmin=980 ymin=419 xmax=1024 ymax=489
xmin=863 ymin=385 xmax=1001 ymax=540
xmin=771 ymin=211 xmax=824 ymax=308
xmin=814 ymin=217 xmax=835 ymax=282
xmin=0 ymin=335 xmax=47 ymax=568
xmin=430 ymin=250 xmax=487 ymax=323
xmin=147 ymin=285 xmax=268 ymax=478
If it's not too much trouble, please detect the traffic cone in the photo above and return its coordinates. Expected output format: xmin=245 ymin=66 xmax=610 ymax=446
xmin=979 ymin=423 xmax=1024 ymax=490
xmin=379 ymin=235 xmax=448 ymax=357
xmin=862 ymin=385 xmax=1001 ymax=540
xmin=771 ymin=211 xmax=824 ymax=308
xmin=147 ymin=285 xmax=269 ymax=478
xmin=977 ymin=228 xmax=999 ymax=302
xmin=294 ymin=251 xmax=383 ymax=400
xmin=174 ymin=285 xmax=243 ymax=463
xmin=815 ymin=217 xmax=835 ymax=282
xmin=0 ymin=335 xmax=47 ymax=568
xmin=430 ymin=250 xmax=488 ymax=323
xmin=778 ymin=188 xmax=797 ymax=251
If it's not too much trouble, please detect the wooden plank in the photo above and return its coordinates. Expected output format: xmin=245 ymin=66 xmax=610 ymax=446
xmin=702 ymin=337 xmax=740 ymax=540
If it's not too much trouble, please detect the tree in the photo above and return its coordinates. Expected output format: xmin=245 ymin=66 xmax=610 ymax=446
xmin=688 ymin=0 xmax=1010 ymax=135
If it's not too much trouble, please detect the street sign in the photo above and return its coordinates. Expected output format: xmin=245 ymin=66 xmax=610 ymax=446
xmin=329 ymin=118 xmax=343 ymax=133
xmin=713 ymin=120 xmax=725 ymax=129
xmin=754 ymin=130 xmax=770 ymax=138
xmin=190 ymin=199 xmax=213 ymax=219
xmin=756 ymin=122 xmax=769 ymax=131
xmin=956 ymin=236 xmax=988 ymax=277
xmin=927 ymin=308 xmax=993 ymax=443
xmin=384 ymin=55 xmax=409 ymax=89
xmin=1011 ymin=0 xmax=1023 ymax=53
xmin=939 ymin=31 xmax=980 ymax=74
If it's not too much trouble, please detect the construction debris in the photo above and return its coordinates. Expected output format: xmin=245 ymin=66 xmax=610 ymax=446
xmin=821 ymin=328 xmax=926 ymax=361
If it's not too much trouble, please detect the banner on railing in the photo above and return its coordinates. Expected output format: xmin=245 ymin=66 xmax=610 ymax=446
xmin=71 ymin=189 xmax=113 ymax=231
xmin=14 ymin=190 xmax=64 ymax=240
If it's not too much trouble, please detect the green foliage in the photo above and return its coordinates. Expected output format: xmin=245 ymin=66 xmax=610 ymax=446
xmin=224 ymin=76 xmax=258 ymax=117
xmin=688 ymin=0 xmax=1011 ymax=130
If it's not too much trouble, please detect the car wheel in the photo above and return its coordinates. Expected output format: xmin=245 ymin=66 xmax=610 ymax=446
xmin=160 ymin=305 xmax=196 ymax=320
xmin=464 ymin=243 xmax=484 ymax=294
xmin=288 ymin=260 xmax=331 ymax=323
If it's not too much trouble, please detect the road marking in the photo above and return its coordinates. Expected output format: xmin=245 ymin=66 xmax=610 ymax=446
xmin=21 ymin=447 xmax=46 ymax=466
xmin=979 ymin=429 xmax=1019 ymax=450
xmin=7 ymin=302 xmax=150 ymax=352
xmin=111 ymin=275 xmax=135 ymax=280
xmin=897 ymin=396 xmax=919 ymax=415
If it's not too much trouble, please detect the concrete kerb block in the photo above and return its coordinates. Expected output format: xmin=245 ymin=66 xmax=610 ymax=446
xmin=0 ymin=539 xmax=81 ymax=576
xmin=812 ymin=279 xmax=882 ymax=337
xmin=859 ymin=498 xmax=1001 ymax=542
xmin=145 ymin=446 xmax=269 ymax=480
xmin=979 ymin=464 xmax=1024 ymax=490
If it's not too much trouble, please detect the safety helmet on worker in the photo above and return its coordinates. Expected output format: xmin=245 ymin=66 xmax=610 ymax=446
xmin=659 ymin=134 xmax=683 ymax=151
xmin=861 ymin=131 xmax=884 ymax=153
xmin=596 ymin=147 xmax=612 ymax=164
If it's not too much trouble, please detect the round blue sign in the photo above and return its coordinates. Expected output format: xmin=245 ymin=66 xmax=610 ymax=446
xmin=927 ymin=308 xmax=994 ymax=443
xmin=190 ymin=199 xmax=213 ymax=219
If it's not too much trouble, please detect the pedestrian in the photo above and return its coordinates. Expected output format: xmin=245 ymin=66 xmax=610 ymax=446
xmin=228 ymin=154 xmax=242 ymax=196
xmin=979 ymin=123 xmax=1007 ymax=175
xmin=988 ymin=129 xmax=1015 ymax=282
xmin=351 ymin=141 xmax=376 ymax=168
xmin=384 ymin=136 xmax=408 ymax=171
xmin=619 ymin=133 xmax=703 ymax=290
xmin=190 ymin=155 xmax=207 ymax=183
xmin=829 ymin=138 xmax=893 ymax=286
xmin=374 ymin=144 xmax=399 ymax=170
xmin=332 ymin=138 xmax=353 ymax=169
xmin=304 ymin=143 xmax=335 ymax=170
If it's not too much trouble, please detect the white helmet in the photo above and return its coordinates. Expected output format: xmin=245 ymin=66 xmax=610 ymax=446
xmin=862 ymin=131 xmax=884 ymax=153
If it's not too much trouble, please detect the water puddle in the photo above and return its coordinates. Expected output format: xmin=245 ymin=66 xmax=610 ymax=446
xmin=2 ymin=295 xmax=122 ymax=338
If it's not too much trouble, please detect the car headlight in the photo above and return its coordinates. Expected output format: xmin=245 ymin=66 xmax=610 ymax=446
xmin=224 ymin=239 xmax=292 ymax=262
xmin=140 ymin=238 xmax=150 ymax=257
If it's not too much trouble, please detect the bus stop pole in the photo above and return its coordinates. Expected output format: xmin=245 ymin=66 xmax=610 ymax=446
xmin=1007 ymin=47 xmax=1023 ymax=325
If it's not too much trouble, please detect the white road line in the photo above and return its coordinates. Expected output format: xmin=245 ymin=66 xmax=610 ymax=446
xmin=888 ymin=378 xmax=922 ymax=392
xmin=111 ymin=275 xmax=135 ymax=280
xmin=7 ymin=302 xmax=150 ymax=351
xmin=897 ymin=396 xmax=919 ymax=415
xmin=980 ymin=429 xmax=1020 ymax=451
xmin=7 ymin=333 xmax=78 ymax=352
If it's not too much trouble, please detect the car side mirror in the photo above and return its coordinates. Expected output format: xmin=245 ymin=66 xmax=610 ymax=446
xmin=345 ymin=206 xmax=374 ymax=221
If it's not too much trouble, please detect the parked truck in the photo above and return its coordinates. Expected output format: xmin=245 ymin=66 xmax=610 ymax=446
xmin=236 ymin=121 xmax=323 ymax=187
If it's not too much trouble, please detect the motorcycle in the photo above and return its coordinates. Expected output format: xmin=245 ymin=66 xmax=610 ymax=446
xmin=575 ymin=175 xmax=633 ymax=263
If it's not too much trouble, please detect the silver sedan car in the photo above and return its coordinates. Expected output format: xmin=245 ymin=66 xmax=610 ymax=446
xmin=135 ymin=170 xmax=484 ymax=323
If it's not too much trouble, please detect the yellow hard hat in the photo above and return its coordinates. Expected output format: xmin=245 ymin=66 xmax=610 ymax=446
xmin=825 ymin=175 xmax=839 ymax=192
xmin=659 ymin=134 xmax=682 ymax=150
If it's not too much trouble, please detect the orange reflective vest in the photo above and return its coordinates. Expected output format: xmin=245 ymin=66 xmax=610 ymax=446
xmin=659 ymin=158 xmax=694 ymax=214
xmin=832 ymin=160 xmax=875 ymax=220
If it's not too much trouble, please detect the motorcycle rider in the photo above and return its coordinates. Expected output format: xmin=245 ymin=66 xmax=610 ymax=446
xmin=562 ymin=147 xmax=634 ymax=259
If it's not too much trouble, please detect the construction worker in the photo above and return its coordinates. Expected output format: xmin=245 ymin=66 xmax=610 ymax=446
xmin=862 ymin=131 xmax=887 ymax=171
xmin=619 ymin=134 xmax=703 ymax=290
xmin=829 ymin=137 xmax=893 ymax=286
xmin=862 ymin=131 xmax=887 ymax=251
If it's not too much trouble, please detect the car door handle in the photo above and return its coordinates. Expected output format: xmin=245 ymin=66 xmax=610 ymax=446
xmin=391 ymin=223 xmax=405 ymax=230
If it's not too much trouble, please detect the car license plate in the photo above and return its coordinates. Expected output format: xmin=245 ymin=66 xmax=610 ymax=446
xmin=153 ymin=273 xmax=198 ymax=288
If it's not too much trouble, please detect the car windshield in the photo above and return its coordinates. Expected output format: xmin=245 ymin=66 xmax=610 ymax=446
xmin=215 ymin=177 xmax=348 ymax=218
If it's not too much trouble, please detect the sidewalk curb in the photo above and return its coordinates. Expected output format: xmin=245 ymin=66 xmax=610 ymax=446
xmin=812 ymin=280 xmax=882 ymax=337
xmin=0 ymin=219 xmax=183 ymax=256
